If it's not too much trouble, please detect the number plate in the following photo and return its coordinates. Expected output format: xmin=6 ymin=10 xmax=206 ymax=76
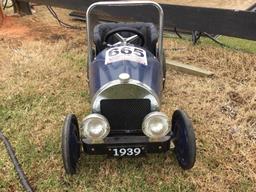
xmin=108 ymin=146 xmax=145 ymax=157
xmin=105 ymin=46 xmax=147 ymax=65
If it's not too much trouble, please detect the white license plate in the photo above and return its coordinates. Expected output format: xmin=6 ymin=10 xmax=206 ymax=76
xmin=108 ymin=146 xmax=145 ymax=157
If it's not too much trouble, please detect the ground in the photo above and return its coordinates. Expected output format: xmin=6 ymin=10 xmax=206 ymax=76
xmin=0 ymin=3 xmax=256 ymax=192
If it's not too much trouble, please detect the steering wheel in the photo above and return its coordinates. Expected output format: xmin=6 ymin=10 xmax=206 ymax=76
xmin=104 ymin=27 xmax=145 ymax=47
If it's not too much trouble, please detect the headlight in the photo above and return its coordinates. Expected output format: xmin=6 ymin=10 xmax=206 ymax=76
xmin=142 ymin=112 xmax=170 ymax=140
xmin=81 ymin=114 xmax=110 ymax=142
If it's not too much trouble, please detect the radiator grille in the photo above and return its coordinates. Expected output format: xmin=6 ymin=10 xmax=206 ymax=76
xmin=100 ymin=99 xmax=151 ymax=136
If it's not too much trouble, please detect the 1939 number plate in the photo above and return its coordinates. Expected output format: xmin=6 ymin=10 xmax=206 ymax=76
xmin=108 ymin=146 xmax=144 ymax=157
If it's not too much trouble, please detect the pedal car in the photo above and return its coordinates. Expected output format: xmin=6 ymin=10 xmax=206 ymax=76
xmin=61 ymin=1 xmax=196 ymax=174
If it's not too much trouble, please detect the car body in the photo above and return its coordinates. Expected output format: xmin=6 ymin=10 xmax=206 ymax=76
xmin=62 ymin=1 xmax=196 ymax=174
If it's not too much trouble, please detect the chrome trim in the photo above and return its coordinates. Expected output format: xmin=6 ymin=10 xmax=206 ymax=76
xmin=92 ymin=79 xmax=160 ymax=112
xmin=80 ymin=113 xmax=110 ymax=143
xmin=143 ymin=111 xmax=168 ymax=121
xmin=142 ymin=111 xmax=170 ymax=141
xmin=118 ymin=73 xmax=130 ymax=83
xmin=86 ymin=1 xmax=164 ymax=65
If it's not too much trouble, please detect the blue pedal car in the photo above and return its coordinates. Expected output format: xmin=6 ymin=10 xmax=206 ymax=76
xmin=62 ymin=1 xmax=196 ymax=174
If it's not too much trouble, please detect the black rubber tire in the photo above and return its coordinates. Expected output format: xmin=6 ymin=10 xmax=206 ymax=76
xmin=171 ymin=110 xmax=196 ymax=170
xmin=62 ymin=114 xmax=81 ymax=174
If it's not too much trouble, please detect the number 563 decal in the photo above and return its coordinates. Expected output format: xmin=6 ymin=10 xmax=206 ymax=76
xmin=105 ymin=46 xmax=147 ymax=65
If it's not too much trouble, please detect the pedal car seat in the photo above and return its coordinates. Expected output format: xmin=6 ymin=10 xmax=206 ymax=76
xmin=93 ymin=22 xmax=158 ymax=55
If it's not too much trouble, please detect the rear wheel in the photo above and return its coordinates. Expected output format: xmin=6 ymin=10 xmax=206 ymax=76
xmin=62 ymin=114 xmax=81 ymax=174
xmin=171 ymin=110 xmax=196 ymax=170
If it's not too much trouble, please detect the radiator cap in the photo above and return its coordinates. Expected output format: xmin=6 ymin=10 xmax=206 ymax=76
xmin=119 ymin=73 xmax=130 ymax=83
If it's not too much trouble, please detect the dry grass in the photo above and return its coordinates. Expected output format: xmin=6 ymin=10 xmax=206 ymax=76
xmin=0 ymin=6 xmax=256 ymax=192
xmin=163 ymin=39 xmax=256 ymax=191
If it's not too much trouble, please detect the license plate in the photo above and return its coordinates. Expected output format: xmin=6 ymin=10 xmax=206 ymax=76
xmin=108 ymin=146 xmax=145 ymax=157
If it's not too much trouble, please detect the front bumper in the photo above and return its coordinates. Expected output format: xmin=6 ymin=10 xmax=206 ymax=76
xmin=82 ymin=135 xmax=171 ymax=155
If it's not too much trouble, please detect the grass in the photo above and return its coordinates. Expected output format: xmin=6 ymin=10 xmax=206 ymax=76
xmin=166 ymin=33 xmax=256 ymax=53
xmin=1 ymin=6 xmax=256 ymax=192
xmin=203 ymin=36 xmax=256 ymax=53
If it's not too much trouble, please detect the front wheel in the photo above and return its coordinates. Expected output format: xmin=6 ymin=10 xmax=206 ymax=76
xmin=171 ymin=110 xmax=196 ymax=170
xmin=62 ymin=114 xmax=81 ymax=174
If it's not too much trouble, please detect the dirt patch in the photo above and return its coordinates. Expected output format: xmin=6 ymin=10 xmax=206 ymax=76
xmin=0 ymin=16 xmax=30 ymax=38
xmin=0 ymin=14 xmax=80 ymax=42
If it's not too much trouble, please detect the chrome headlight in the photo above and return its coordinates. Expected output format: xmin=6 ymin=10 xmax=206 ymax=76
xmin=81 ymin=114 xmax=110 ymax=142
xmin=142 ymin=112 xmax=170 ymax=140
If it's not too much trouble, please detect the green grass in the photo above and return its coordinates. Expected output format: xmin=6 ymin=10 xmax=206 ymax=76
xmin=203 ymin=36 xmax=256 ymax=53
xmin=166 ymin=33 xmax=256 ymax=53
